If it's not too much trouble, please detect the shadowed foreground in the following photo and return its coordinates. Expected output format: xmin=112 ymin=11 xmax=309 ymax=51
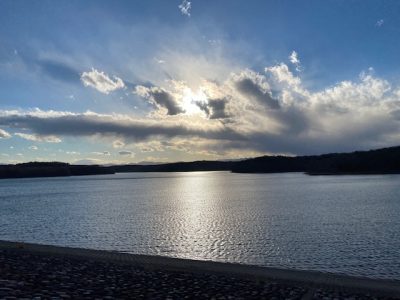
xmin=0 ymin=241 xmax=400 ymax=299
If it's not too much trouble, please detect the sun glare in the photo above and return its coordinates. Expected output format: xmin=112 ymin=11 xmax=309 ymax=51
xmin=181 ymin=87 xmax=208 ymax=116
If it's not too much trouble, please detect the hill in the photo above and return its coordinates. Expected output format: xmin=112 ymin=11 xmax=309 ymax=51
xmin=1 ymin=146 xmax=400 ymax=179
xmin=231 ymin=146 xmax=400 ymax=174
xmin=0 ymin=162 xmax=114 ymax=179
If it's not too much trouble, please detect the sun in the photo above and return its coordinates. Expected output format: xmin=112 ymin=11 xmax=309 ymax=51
xmin=180 ymin=88 xmax=208 ymax=116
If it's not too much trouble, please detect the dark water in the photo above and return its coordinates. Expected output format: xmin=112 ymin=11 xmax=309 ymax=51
xmin=1 ymin=172 xmax=400 ymax=279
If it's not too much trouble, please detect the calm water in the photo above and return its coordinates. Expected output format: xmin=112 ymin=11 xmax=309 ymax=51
xmin=1 ymin=172 xmax=400 ymax=279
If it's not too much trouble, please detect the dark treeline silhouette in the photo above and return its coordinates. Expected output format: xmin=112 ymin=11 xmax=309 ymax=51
xmin=231 ymin=146 xmax=400 ymax=174
xmin=113 ymin=161 xmax=234 ymax=173
xmin=0 ymin=162 xmax=114 ymax=179
xmin=1 ymin=146 xmax=400 ymax=179
xmin=115 ymin=146 xmax=400 ymax=174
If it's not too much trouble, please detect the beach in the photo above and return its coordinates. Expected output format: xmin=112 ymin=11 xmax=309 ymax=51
xmin=0 ymin=241 xmax=399 ymax=299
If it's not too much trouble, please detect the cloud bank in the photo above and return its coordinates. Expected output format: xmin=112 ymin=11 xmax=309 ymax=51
xmin=2 ymin=60 xmax=400 ymax=157
xmin=14 ymin=132 xmax=62 ymax=143
xmin=0 ymin=109 xmax=242 ymax=143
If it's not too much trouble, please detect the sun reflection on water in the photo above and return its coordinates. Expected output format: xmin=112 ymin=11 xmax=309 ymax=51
xmin=170 ymin=172 xmax=219 ymax=259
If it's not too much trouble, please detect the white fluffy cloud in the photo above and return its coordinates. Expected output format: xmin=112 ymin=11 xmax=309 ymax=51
xmin=178 ymin=0 xmax=191 ymax=16
xmin=0 ymin=128 xmax=11 ymax=139
xmin=81 ymin=68 xmax=125 ymax=94
xmin=289 ymin=50 xmax=301 ymax=72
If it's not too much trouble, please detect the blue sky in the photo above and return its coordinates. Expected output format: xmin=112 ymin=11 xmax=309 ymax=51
xmin=1 ymin=0 xmax=400 ymax=164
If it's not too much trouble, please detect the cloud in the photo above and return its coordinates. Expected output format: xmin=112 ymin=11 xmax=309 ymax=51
xmin=135 ymin=140 xmax=165 ymax=152
xmin=135 ymin=85 xmax=185 ymax=115
xmin=15 ymin=132 xmax=62 ymax=143
xmin=2 ymin=61 xmax=400 ymax=156
xmin=28 ymin=145 xmax=38 ymax=150
xmin=154 ymin=57 xmax=165 ymax=64
xmin=376 ymin=19 xmax=384 ymax=27
xmin=289 ymin=50 xmax=302 ymax=72
xmin=118 ymin=150 xmax=134 ymax=157
xmin=178 ymin=0 xmax=191 ymax=17
xmin=66 ymin=151 xmax=80 ymax=155
xmin=232 ymin=69 xmax=280 ymax=109
xmin=0 ymin=109 xmax=242 ymax=143
xmin=196 ymin=98 xmax=229 ymax=119
xmin=265 ymin=63 xmax=305 ymax=104
xmin=113 ymin=140 xmax=125 ymax=148
xmin=91 ymin=151 xmax=111 ymax=156
xmin=0 ymin=128 xmax=11 ymax=139
xmin=81 ymin=68 xmax=125 ymax=94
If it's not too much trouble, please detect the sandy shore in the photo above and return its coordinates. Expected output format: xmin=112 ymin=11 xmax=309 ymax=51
xmin=0 ymin=240 xmax=399 ymax=299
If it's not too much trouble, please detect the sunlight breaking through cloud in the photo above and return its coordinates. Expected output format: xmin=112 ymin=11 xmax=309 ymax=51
xmin=2 ymin=59 xmax=400 ymax=157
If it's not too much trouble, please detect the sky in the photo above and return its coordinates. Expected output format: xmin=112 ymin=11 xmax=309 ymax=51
xmin=1 ymin=0 xmax=400 ymax=164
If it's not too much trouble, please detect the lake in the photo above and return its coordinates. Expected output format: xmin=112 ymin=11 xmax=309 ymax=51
xmin=1 ymin=171 xmax=400 ymax=280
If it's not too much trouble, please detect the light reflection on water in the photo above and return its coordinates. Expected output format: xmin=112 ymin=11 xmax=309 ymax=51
xmin=1 ymin=172 xmax=400 ymax=279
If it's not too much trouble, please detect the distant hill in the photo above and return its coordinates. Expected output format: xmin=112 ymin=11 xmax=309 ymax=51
xmin=112 ymin=146 xmax=400 ymax=175
xmin=0 ymin=162 xmax=114 ymax=179
xmin=231 ymin=146 xmax=400 ymax=174
xmin=1 ymin=146 xmax=400 ymax=179
xmin=112 ymin=160 xmax=234 ymax=173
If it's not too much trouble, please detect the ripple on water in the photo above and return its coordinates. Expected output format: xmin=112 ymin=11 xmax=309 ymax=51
xmin=1 ymin=172 xmax=400 ymax=280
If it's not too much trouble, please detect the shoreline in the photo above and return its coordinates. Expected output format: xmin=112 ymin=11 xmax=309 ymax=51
xmin=1 ymin=240 xmax=400 ymax=298
xmin=3 ymin=143 xmax=400 ymax=179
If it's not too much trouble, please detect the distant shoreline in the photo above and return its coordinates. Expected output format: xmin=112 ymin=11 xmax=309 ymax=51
xmin=1 ymin=145 xmax=400 ymax=179
xmin=1 ymin=240 xmax=400 ymax=298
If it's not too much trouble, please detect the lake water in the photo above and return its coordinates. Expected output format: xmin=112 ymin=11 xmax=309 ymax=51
xmin=1 ymin=171 xmax=400 ymax=280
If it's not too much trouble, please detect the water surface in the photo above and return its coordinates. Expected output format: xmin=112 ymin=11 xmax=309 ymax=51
xmin=1 ymin=172 xmax=400 ymax=279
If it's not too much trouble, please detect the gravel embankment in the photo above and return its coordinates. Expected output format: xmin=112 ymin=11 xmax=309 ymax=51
xmin=0 ymin=244 xmax=399 ymax=299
